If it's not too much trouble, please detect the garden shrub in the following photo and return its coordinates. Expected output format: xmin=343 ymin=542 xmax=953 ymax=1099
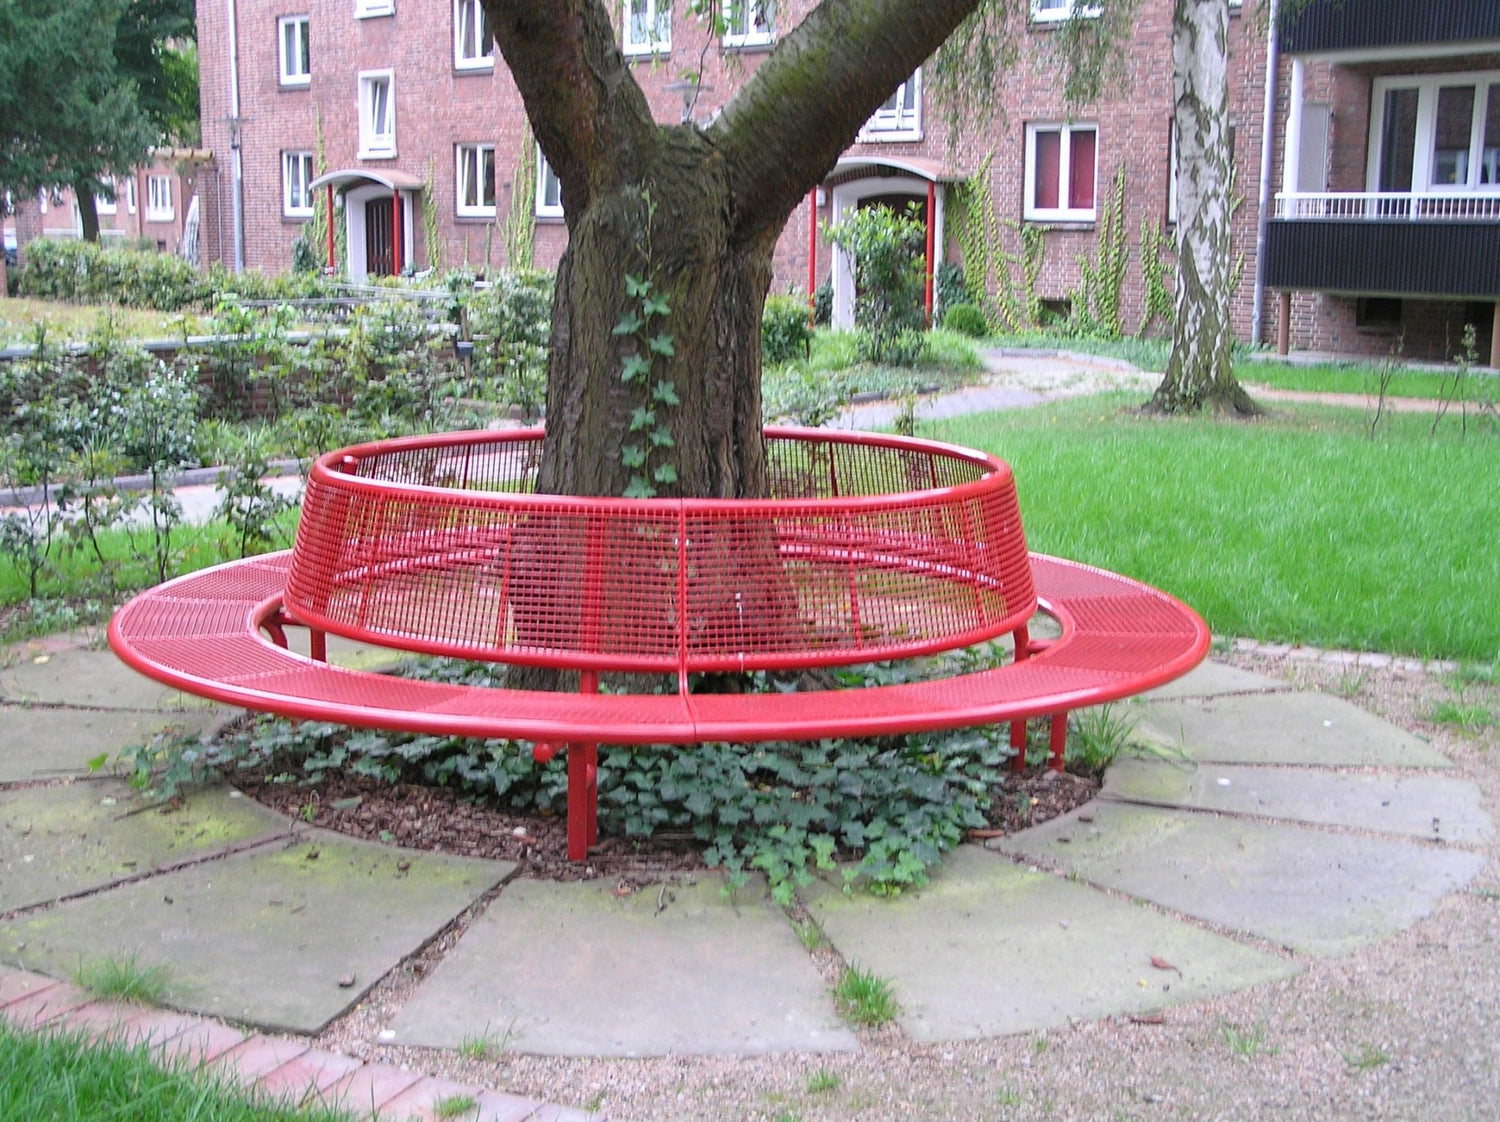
xmin=812 ymin=279 xmax=832 ymax=326
xmin=465 ymin=269 xmax=553 ymax=416
xmin=825 ymin=205 xmax=928 ymax=366
xmin=18 ymin=239 xmax=205 ymax=311
xmin=761 ymin=295 xmax=813 ymax=366
xmin=942 ymin=303 xmax=989 ymax=338
xmin=935 ymin=262 xmax=968 ymax=319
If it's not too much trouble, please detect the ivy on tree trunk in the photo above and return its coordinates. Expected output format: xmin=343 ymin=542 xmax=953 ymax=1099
xmin=1150 ymin=0 xmax=1257 ymax=415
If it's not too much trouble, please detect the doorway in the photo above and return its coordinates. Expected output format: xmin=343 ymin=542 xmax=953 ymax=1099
xmin=365 ymin=197 xmax=394 ymax=277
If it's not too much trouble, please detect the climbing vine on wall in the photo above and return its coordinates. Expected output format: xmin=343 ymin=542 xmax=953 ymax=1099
xmin=502 ymin=123 xmax=537 ymax=272
xmin=951 ymin=153 xmax=1048 ymax=333
xmin=1138 ymin=216 xmax=1175 ymax=335
xmin=422 ymin=158 xmax=443 ymax=274
xmin=1069 ymin=165 xmax=1129 ymax=338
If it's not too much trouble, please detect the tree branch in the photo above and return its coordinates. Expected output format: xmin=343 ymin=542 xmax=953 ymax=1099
xmin=709 ymin=0 xmax=985 ymax=241
xmin=485 ymin=0 xmax=657 ymax=218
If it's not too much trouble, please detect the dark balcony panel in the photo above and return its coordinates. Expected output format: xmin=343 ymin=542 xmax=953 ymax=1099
xmin=1281 ymin=0 xmax=1500 ymax=55
xmin=1265 ymin=220 xmax=1500 ymax=297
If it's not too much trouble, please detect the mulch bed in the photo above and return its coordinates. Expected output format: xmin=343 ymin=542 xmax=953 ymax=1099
xmin=234 ymin=759 xmax=1099 ymax=883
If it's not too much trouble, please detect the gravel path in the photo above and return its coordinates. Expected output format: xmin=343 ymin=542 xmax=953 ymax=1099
xmin=313 ymin=650 xmax=1499 ymax=1121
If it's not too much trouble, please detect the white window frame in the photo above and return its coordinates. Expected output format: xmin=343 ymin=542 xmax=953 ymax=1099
xmin=622 ymin=0 xmax=670 ymax=56
xmin=722 ymin=0 xmax=774 ymax=49
xmin=355 ymin=0 xmax=394 ymax=18
xmin=278 ymin=15 xmax=311 ymax=86
xmin=1023 ymin=121 xmax=1098 ymax=222
xmin=96 ymin=179 xmax=118 ymax=215
xmin=536 ymin=150 xmax=563 ymax=218
xmin=456 ymin=143 xmax=497 ymax=217
xmin=1367 ymin=70 xmax=1500 ymax=194
xmin=146 ymin=176 xmax=174 ymax=221
xmin=1030 ymin=0 xmax=1101 ymax=23
xmin=283 ymin=151 xmax=315 ymax=217
xmin=859 ymin=69 xmax=922 ymax=142
xmin=454 ymin=0 xmax=493 ymax=70
xmin=358 ymin=70 xmax=396 ymax=158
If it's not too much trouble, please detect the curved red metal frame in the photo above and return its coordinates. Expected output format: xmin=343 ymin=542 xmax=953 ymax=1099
xmin=283 ymin=426 xmax=1038 ymax=679
xmin=108 ymin=551 xmax=1210 ymax=746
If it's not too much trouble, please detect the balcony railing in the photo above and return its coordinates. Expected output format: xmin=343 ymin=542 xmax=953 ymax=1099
xmin=1274 ymin=191 xmax=1500 ymax=222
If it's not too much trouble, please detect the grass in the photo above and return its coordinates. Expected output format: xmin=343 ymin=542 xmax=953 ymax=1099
xmin=1065 ymin=704 xmax=1141 ymax=775
xmin=805 ymin=1069 xmax=840 ymax=1094
xmin=455 ymin=1020 xmax=516 ymax=1060
xmin=433 ymin=1094 xmax=478 ymax=1118
xmin=1238 ymin=359 xmax=1493 ymax=402
xmin=75 ymin=954 xmax=173 ymax=1005
xmin=930 ymin=394 xmax=1500 ymax=661
xmin=1344 ymin=1043 xmax=1391 ymax=1071
xmin=833 ymin=965 xmax=899 ymax=1027
xmin=1428 ymin=700 xmax=1497 ymax=733
xmin=0 ymin=297 xmax=197 ymax=345
xmin=987 ymin=331 xmax=1171 ymax=372
xmin=1220 ymin=1019 xmax=1276 ymax=1059
xmin=0 ymin=1021 xmax=355 ymax=1121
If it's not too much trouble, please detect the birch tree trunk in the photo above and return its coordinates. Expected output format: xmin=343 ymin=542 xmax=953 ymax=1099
xmin=1150 ymin=0 xmax=1257 ymax=415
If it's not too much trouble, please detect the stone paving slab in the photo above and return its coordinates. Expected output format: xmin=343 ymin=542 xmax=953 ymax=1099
xmin=0 ymin=706 xmax=223 ymax=783
xmin=1136 ymin=691 xmax=1454 ymax=768
xmin=995 ymin=803 xmax=1486 ymax=956
xmin=0 ymin=781 xmax=289 ymax=913
xmin=1141 ymin=660 xmax=1291 ymax=701
xmin=388 ymin=874 xmax=857 ymax=1057
xmin=804 ymin=845 xmax=1298 ymax=1042
xmin=0 ymin=832 xmax=512 ymax=1033
xmin=0 ymin=645 xmax=222 ymax=712
xmin=1103 ymin=758 xmax=1494 ymax=846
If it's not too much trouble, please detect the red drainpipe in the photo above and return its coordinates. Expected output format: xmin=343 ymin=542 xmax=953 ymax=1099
xmin=807 ymin=187 xmax=818 ymax=324
xmin=391 ymin=188 xmax=403 ymax=275
xmin=924 ymin=179 xmax=936 ymax=325
xmin=325 ymin=185 xmax=336 ymax=272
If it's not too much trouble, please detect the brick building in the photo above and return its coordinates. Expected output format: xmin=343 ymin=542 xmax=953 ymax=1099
xmin=4 ymin=150 xmax=211 ymax=263
xmin=193 ymin=0 xmax=1499 ymax=363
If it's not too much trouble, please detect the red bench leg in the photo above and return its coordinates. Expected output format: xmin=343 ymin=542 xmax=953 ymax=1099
xmin=309 ymin=629 xmax=327 ymax=663
xmin=1048 ymin=710 xmax=1068 ymax=772
xmin=566 ymin=742 xmax=597 ymax=861
xmin=1009 ymin=624 xmax=1031 ymax=771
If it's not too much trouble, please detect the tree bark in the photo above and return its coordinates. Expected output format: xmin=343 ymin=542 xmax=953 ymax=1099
xmin=1149 ymin=0 xmax=1257 ymax=415
xmin=486 ymin=0 xmax=987 ymax=498
xmin=75 ymin=179 xmax=101 ymax=243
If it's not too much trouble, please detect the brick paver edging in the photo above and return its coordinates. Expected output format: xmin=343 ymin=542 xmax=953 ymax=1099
xmin=0 ymin=967 xmax=597 ymax=1122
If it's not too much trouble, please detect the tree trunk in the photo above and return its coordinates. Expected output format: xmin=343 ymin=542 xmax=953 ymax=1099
xmin=535 ymin=128 xmax=770 ymax=500
xmin=75 ymin=179 xmax=101 ymax=243
xmin=1150 ymin=0 xmax=1258 ymax=416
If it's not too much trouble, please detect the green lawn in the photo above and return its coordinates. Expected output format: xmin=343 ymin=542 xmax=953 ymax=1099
xmin=1239 ymin=359 xmax=1494 ymax=402
xmin=931 ymin=394 xmax=1500 ymax=661
xmin=0 ymin=297 xmax=197 ymax=345
xmin=0 ymin=1022 xmax=354 ymax=1122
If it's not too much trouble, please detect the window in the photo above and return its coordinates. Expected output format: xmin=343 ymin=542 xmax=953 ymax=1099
xmin=623 ymin=0 xmax=670 ymax=55
xmin=860 ymin=70 xmax=921 ymax=141
xmin=279 ymin=16 xmax=310 ymax=86
xmin=1369 ymin=71 xmax=1500 ymax=194
xmin=126 ymin=178 xmax=137 ymax=214
xmin=355 ymin=0 xmax=394 ymax=17
xmin=96 ymin=179 xmax=117 ymax=215
xmin=1025 ymin=122 xmax=1097 ymax=221
xmin=284 ymin=151 xmax=315 ymax=217
xmin=1030 ymin=0 xmax=1100 ymax=23
xmin=358 ymin=71 xmax=396 ymax=157
xmin=456 ymin=144 xmax=496 ymax=216
xmin=147 ymin=176 xmax=173 ymax=221
xmin=722 ymin=0 xmax=774 ymax=48
xmin=454 ymin=0 xmax=493 ymax=69
xmin=536 ymin=151 xmax=563 ymax=217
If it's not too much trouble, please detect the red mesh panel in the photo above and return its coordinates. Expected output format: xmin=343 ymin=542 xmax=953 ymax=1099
xmin=283 ymin=428 xmax=1036 ymax=676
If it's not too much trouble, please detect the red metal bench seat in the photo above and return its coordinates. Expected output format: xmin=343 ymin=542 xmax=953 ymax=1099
xmin=109 ymin=429 xmax=1210 ymax=860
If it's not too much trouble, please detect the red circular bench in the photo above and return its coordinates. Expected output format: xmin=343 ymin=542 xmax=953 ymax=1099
xmin=110 ymin=428 xmax=1210 ymax=860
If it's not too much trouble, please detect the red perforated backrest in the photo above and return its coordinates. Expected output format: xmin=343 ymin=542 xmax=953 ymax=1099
xmin=282 ymin=428 xmax=1035 ymax=679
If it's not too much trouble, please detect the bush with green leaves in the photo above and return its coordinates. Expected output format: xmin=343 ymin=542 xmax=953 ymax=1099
xmin=942 ymin=303 xmax=989 ymax=338
xmin=124 ymin=650 xmax=1017 ymax=904
xmin=465 ymin=270 xmax=553 ymax=415
xmin=761 ymin=295 xmax=814 ymax=366
xmin=935 ymin=261 xmax=969 ymax=319
xmin=825 ymin=204 xmax=928 ymax=366
xmin=18 ymin=239 xmax=206 ymax=310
